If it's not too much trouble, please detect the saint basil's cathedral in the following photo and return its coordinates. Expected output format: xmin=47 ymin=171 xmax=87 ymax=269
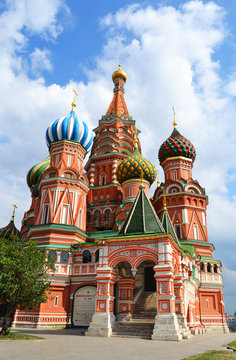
xmin=1 ymin=65 xmax=228 ymax=340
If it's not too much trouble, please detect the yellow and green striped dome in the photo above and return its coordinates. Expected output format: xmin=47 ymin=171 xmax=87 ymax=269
xmin=116 ymin=147 xmax=156 ymax=185
xmin=26 ymin=156 xmax=51 ymax=189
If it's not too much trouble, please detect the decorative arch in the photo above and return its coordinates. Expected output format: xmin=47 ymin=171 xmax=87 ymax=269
xmin=166 ymin=183 xmax=182 ymax=194
xmin=185 ymin=184 xmax=202 ymax=194
xmin=109 ymin=256 xmax=134 ymax=269
xmin=134 ymin=254 xmax=158 ymax=268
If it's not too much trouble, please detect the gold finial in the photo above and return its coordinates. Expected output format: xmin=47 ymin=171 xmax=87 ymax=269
xmin=112 ymin=61 xmax=127 ymax=82
xmin=71 ymin=89 xmax=78 ymax=111
xmin=157 ymin=170 xmax=160 ymax=187
xmin=163 ymin=196 xmax=167 ymax=210
xmin=140 ymin=169 xmax=145 ymax=188
xmin=11 ymin=204 xmax=17 ymax=221
xmin=134 ymin=127 xmax=138 ymax=148
xmin=172 ymin=106 xmax=177 ymax=129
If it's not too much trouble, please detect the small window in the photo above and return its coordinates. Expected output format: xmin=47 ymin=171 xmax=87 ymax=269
xmin=206 ymin=299 xmax=209 ymax=308
xmin=87 ymin=211 xmax=91 ymax=224
xmin=95 ymin=249 xmax=100 ymax=263
xmin=207 ymin=263 xmax=211 ymax=273
xmin=200 ymin=262 xmax=204 ymax=272
xmin=49 ymin=250 xmax=57 ymax=261
xmin=104 ymin=209 xmax=111 ymax=223
xmin=78 ymin=209 xmax=83 ymax=228
xmin=175 ymin=225 xmax=181 ymax=239
xmin=82 ymin=250 xmax=91 ymax=263
xmin=54 ymin=295 xmax=58 ymax=306
xmin=101 ymin=176 xmax=105 ymax=186
xmin=129 ymin=186 xmax=132 ymax=197
xmin=43 ymin=205 xmax=49 ymax=224
xmin=60 ymin=251 xmax=69 ymax=264
xmin=48 ymin=172 xmax=56 ymax=178
xmin=172 ymin=189 xmax=177 ymax=193
xmin=63 ymin=172 xmax=75 ymax=179
xmin=173 ymin=170 xmax=177 ymax=181
xmin=214 ymin=264 xmax=218 ymax=273
xmin=94 ymin=210 xmax=101 ymax=227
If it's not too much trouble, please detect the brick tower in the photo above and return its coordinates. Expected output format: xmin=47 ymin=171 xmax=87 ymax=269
xmin=152 ymin=119 xmax=228 ymax=332
xmin=85 ymin=65 xmax=140 ymax=231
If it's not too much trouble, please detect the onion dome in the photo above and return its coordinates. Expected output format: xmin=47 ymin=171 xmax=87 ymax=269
xmin=0 ymin=207 xmax=20 ymax=240
xmin=116 ymin=145 xmax=157 ymax=185
xmin=158 ymin=127 xmax=196 ymax=164
xmin=46 ymin=110 xmax=94 ymax=152
xmin=112 ymin=64 xmax=127 ymax=82
xmin=27 ymin=156 xmax=50 ymax=189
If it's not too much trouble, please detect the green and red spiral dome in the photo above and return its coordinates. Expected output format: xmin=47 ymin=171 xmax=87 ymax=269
xmin=158 ymin=128 xmax=196 ymax=164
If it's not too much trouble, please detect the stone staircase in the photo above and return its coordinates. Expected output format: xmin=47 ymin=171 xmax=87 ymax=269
xmin=112 ymin=292 xmax=156 ymax=339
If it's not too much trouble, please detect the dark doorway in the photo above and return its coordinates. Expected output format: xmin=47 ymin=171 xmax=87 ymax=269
xmin=144 ymin=266 xmax=156 ymax=291
xmin=113 ymin=284 xmax=118 ymax=315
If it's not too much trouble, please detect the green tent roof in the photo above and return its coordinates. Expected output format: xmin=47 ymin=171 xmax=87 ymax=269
xmin=119 ymin=187 xmax=165 ymax=235
xmin=160 ymin=208 xmax=180 ymax=246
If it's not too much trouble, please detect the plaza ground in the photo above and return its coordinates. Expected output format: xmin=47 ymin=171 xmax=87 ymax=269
xmin=0 ymin=329 xmax=235 ymax=360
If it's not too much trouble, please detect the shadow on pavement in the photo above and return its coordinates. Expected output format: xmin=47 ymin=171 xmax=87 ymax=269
xmin=12 ymin=328 xmax=87 ymax=336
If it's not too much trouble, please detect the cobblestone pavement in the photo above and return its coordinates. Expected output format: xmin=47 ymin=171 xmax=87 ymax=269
xmin=0 ymin=329 xmax=235 ymax=360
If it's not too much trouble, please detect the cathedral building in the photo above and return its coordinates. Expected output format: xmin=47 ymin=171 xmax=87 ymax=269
xmin=3 ymin=65 xmax=228 ymax=340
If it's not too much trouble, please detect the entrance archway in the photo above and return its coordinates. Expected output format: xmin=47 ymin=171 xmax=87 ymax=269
xmin=136 ymin=260 xmax=156 ymax=292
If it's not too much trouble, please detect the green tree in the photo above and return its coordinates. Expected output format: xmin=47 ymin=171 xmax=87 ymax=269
xmin=0 ymin=237 xmax=55 ymax=335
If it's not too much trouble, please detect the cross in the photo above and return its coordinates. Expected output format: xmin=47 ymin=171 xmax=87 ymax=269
xmin=172 ymin=106 xmax=177 ymax=128
xmin=11 ymin=204 xmax=17 ymax=221
xmin=71 ymin=89 xmax=78 ymax=111
xmin=134 ymin=127 xmax=138 ymax=147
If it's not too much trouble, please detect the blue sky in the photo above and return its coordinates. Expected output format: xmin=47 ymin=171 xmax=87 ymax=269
xmin=0 ymin=0 xmax=236 ymax=314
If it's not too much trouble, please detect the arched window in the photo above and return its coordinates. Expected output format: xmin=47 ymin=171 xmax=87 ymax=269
xmin=87 ymin=211 xmax=91 ymax=224
xmin=62 ymin=172 xmax=75 ymax=179
xmin=43 ymin=205 xmax=50 ymax=224
xmin=82 ymin=250 xmax=91 ymax=263
xmin=104 ymin=209 xmax=111 ymax=223
xmin=207 ymin=263 xmax=211 ymax=273
xmin=175 ymin=225 xmax=181 ymax=239
xmin=49 ymin=250 xmax=57 ymax=261
xmin=200 ymin=262 xmax=204 ymax=272
xmin=214 ymin=264 xmax=218 ymax=273
xmin=95 ymin=249 xmax=99 ymax=263
xmin=60 ymin=251 xmax=69 ymax=264
xmin=94 ymin=210 xmax=101 ymax=227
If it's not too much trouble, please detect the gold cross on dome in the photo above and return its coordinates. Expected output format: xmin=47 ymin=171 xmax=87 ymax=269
xmin=71 ymin=89 xmax=78 ymax=111
xmin=11 ymin=204 xmax=17 ymax=221
xmin=134 ymin=127 xmax=138 ymax=147
xmin=172 ymin=106 xmax=177 ymax=128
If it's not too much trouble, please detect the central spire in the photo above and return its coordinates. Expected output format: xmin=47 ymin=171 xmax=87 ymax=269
xmin=105 ymin=64 xmax=130 ymax=120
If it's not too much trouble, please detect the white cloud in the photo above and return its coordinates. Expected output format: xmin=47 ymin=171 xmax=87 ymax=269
xmin=30 ymin=48 xmax=52 ymax=75
xmin=0 ymin=0 xmax=236 ymax=313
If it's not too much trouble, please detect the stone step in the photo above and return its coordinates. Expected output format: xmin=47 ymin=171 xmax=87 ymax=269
xmin=133 ymin=313 xmax=156 ymax=318
xmin=119 ymin=319 xmax=155 ymax=324
xmin=114 ymin=325 xmax=154 ymax=332
xmin=112 ymin=332 xmax=151 ymax=340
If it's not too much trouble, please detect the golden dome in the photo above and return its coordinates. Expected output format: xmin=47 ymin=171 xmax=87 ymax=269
xmin=112 ymin=64 xmax=127 ymax=82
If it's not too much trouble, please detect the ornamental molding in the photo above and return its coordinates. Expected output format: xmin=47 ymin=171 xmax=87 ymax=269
xmin=165 ymin=183 xmax=183 ymax=194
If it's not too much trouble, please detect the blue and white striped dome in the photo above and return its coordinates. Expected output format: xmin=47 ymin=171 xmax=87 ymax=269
xmin=46 ymin=110 xmax=94 ymax=152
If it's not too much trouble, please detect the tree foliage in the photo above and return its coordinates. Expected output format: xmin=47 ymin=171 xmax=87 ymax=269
xmin=0 ymin=237 xmax=55 ymax=335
